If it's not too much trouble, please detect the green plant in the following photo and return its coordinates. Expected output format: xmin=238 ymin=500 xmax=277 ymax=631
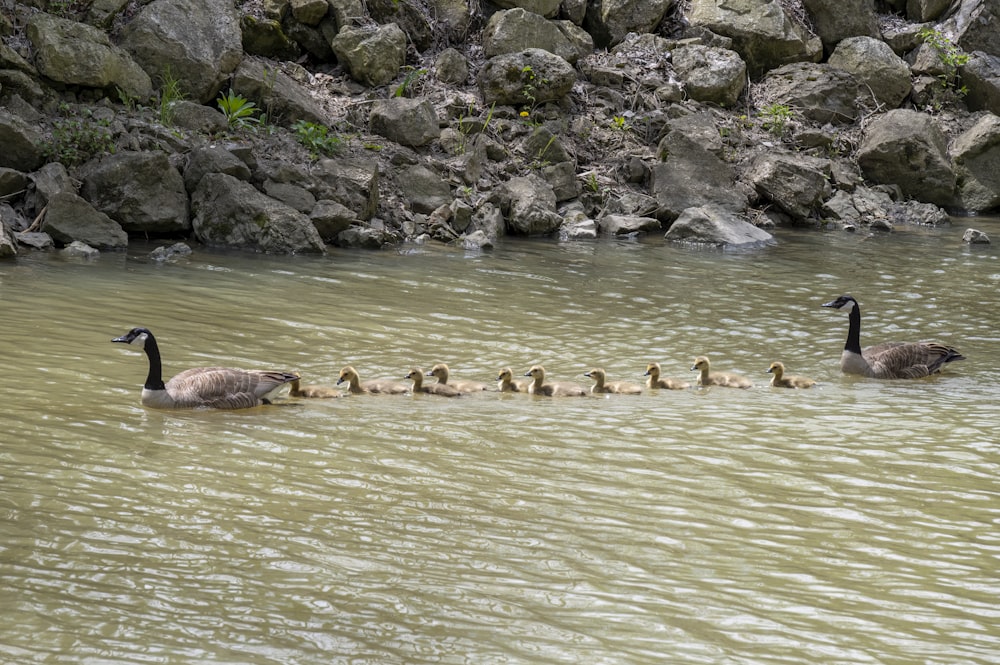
xmin=293 ymin=120 xmax=343 ymax=158
xmin=585 ymin=172 xmax=600 ymax=193
xmin=43 ymin=105 xmax=116 ymax=166
xmin=157 ymin=67 xmax=185 ymax=126
xmin=758 ymin=103 xmax=793 ymax=136
xmin=918 ymin=27 xmax=969 ymax=94
xmin=519 ymin=65 xmax=548 ymax=113
xmin=611 ymin=115 xmax=630 ymax=131
xmin=394 ymin=66 xmax=427 ymax=98
xmin=217 ymin=89 xmax=263 ymax=129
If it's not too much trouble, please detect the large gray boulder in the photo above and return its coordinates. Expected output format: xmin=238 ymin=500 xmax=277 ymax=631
xmin=584 ymin=0 xmax=674 ymax=48
xmin=79 ymin=152 xmax=190 ymax=235
xmin=597 ymin=214 xmax=661 ymax=235
xmin=478 ymin=48 xmax=576 ymax=106
xmin=398 ymin=165 xmax=451 ymax=214
xmin=688 ymin=0 xmax=822 ymax=78
xmin=858 ymin=109 xmax=956 ymax=206
xmin=121 ymin=0 xmax=243 ymax=104
xmin=665 ymin=204 xmax=774 ymax=248
xmin=499 ymin=174 xmax=562 ymax=235
xmin=671 ymin=45 xmax=746 ymax=107
xmin=483 ymin=8 xmax=587 ymax=64
xmin=759 ymin=62 xmax=860 ymax=123
xmin=331 ymin=23 xmax=407 ymax=88
xmin=651 ymin=132 xmax=747 ymax=222
xmin=182 ymin=145 xmax=252 ymax=193
xmin=800 ymin=0 xmax=879 ymax=51
xmin=369 ymin=98 xmax=440 ymax=147
xmin=745 ymin=152 xmax=832 ymax=220
xmin=231 ymin=57 xmax=327 ymax=125
xmin=0 ymin=110 xmax=45 ymax=171
xmin=0 ymin=223 xmax=16 ymax=258
xmin=951 ymin=114 xmax=1000 ymax=213
xmin=191 ymin=173 xmax=326 ymax=253
xmin=940 ymin=0 xmax=1000 ymax=58
xmin=906 ymin=0 xmax=951 ymax=21
xmin=962 ymin=52 xmax=1000 ymax=116
xmin=26 ymin=14 xmax=152 ymax=100
xmin=491 ymin=0 xmax=561 ymax=17
xmin=309 ymin=159 xmax=379 ymax=221
xmin=309 ymin=200 xmax=358 ymax=242
xmin=42 ymin=191 xmax=128 ymax=249
xmin=828 ymin=37 xmax=912 ymax=109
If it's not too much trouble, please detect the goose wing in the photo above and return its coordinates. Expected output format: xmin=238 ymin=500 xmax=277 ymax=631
xmin=166 ymin=368 xmax=297 ymax=407
xmin=865 ymin=342 xmax=963 ymax=379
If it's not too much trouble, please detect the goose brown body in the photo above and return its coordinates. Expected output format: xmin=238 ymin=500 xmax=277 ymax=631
xmin=406 ymin=369 xmax=462 ymax=397
xmin=691 ymin=356 xmax=753 ymax=388
xmin=111 ymin=327 xmax=298 ymax=409
xmin=643 ymin=362 xmax=690 ymax=390
xmin=524 ymin=365 xmax=587 ymax=397
xmin=337 ymin=366 xmax=409 ymax=395
xmin=767 ymin=362 xmax=816 ymax=389
xmin=585 ymin=368 xmax=643 ymax=394
xmin=822 ymin=295 xmax=965 ymax=379
xmin=427 ymin=363 xmax=490 ymax=392
xmin=496 ymin=367 xmax=530 ymax=393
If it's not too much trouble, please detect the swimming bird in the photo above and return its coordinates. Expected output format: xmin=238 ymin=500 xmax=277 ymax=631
xmin=427 ymin=363 xmax=490 ymax=392
xmin=405 ymin=369 xmax=462 ymax=397
xmin=496 ymin=367 xmax=530 ymax=392
xmin=585 ymin=368 xmax=643 ymax=394
xmin=523 ymin=365 xmax=587 ymax=396
xmin=767 ymin=361 xmax=816 ymax=389
xmin=288 ymin=377 xmax=342 ymax=398
xmin=643 ymin=362 xmax=691 ymax=390
xmin=821 ymin=294 xmax=965 ymax=379
xmin=337 ymin=366 xmax=409 ymax=395
xmin=690 ymin=356 xmax=753 ymax=388
xmin=111 ymin=327 xmax=298 ymax=409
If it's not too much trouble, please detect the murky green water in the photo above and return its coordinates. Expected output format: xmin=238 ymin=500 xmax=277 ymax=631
xmin=2 ymin=220 xmax=999 ymax=664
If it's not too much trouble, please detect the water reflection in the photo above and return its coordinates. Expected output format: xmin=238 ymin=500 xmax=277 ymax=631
xmin=1 ymin=221 xmax=999 ymax=664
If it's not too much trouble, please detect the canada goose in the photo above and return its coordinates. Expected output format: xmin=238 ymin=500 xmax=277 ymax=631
xmin=405 ymin=368 xmax=462 ymax=397
xmin=288 ymin=378 xmax=342 ymax=398
xmin=767 ymin=361 xmax=816 ymax=389
xmin=336 ymin=366 xmax=409 ymax=395
xmin=111 ymin=327 xmax=298 ymax=409
xmin=643 ymin=362 xmax=691 ymax=390
xmin=690 ymin=356 xmax=753 ymax=388
xmin=427 ymin=363 xmax=490 ymax=392
xmin=496 ymin=367 xmax=530 ymax=392
xmin=523 ymin=365 xmax=587 ymax=396
xmin=585 ymin=368 xmax=643 ymax=394
xmin=821 ymin=295 xmax=966 ymax=379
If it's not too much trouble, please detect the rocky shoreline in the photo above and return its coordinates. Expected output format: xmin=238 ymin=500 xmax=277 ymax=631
xmin=1 ymin=0 xmax=998 ymax=259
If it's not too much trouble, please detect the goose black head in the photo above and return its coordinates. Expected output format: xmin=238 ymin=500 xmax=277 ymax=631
xmin=112 ymin=327 xmax=152 ymax=348
xmin=822 ymin=295 xmax=857 ymax=311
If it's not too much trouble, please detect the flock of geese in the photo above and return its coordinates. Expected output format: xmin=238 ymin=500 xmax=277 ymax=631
xmin=111 ymin=295 xmax=967 ymax=410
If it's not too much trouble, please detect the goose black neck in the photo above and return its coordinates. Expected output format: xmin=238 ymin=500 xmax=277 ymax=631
xmin=845 ymin=302 xmax=863 ymax=355
xmin=142 ymin=333 xmax=166 ymax=391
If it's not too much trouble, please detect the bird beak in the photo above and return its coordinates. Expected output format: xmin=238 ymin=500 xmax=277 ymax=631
xmin=821 ymin=299 xmax=838 ymax=308
xmin=767 ymin=367 xmax=774 ymax=374
xmin=690 ymin=365 xmax=697 ymax=371
xmin=111 ymin=335 xmax=128 ymax=343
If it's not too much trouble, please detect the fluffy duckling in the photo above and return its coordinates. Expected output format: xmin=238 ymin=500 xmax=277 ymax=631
xmin=690 ymin=356 xmax=753 ymax=389
xmin=767 ymin=361 xmax=816 ymax=389
xmin=496 ymin=367 xmax=530 ymax=393
xmin=288 ymin=377 xmax=342 ymax=398
xmin=336 ymin=366 xmax=409 ymax=395
xmin=523 ymin=365 xmax=587 ymax=397
xmin=643 ymin=362 xmax=691 ymax=390
xmin=585 ymin=368 xmax=643 ymax=395
xmin=405 ymin=368 xmax=462 ymax=397
xmin=427 ymin=363 xmax=490 ymax=392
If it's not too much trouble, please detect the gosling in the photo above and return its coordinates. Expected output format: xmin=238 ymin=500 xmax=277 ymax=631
xmin=524 ymin=365 xmax=587 ymax=397
xmin=337 ymin=366 xmax=409 ymax=395
xmin=585 ymin=368 xmax=643 ymax=395
xmin=644 ymin=362 xmax=690 ymax=390
xmin=427 ymin=363 xmax=490 ymax=392
xmin=767 ymin=361 xmax=816 ymax=389
xmin=496 ymin=367 xmax=530 ymax=393
xmin=405 ymin=369 xmax=462 ymax=397
xmin=690 ymin=356 xmax=753 ymax=389
xmin=288 ymin=377 xmax=342 ymax=398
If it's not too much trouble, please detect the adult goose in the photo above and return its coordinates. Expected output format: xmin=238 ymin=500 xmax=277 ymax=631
xmin=111 ymin=327 xmax=298 ymax=409
xmin=427 ymin=363 xmax=490 ymax=392
xmin=767 ymin=361 xmax=816 ymax=389
xmin=496 ymin=367 xmax=530 ymax=393
xmin=523 ymin=365 xmax=587 ymax=397
xmin=690 ymin=356 xmax=753 ymax=388
xmin=585 ymin=368 xmax=643 ymax=394
xmin=643 ymin=362 xmax=690 ymax=390
xmin=337 ymin=366 xmax=409 ymax=395
xmin=405 ymin=369 xmax=462 ymax=397
xmin=821 ymin=295 xmax=965 ymax=379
